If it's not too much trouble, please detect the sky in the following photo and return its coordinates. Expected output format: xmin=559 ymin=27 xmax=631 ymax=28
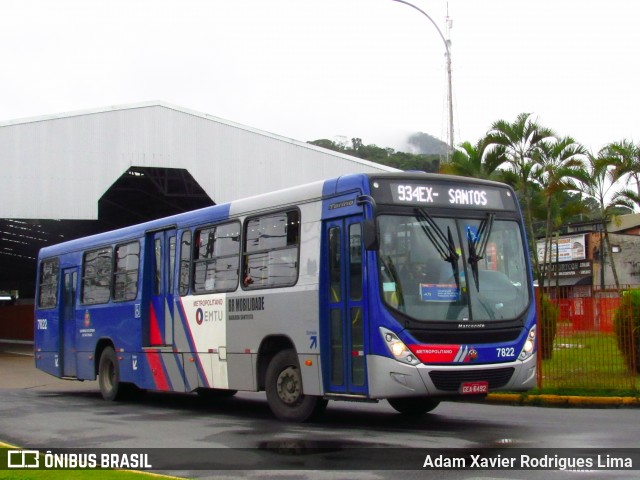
xmin=2 ymin=0 xmax=639 ymax=154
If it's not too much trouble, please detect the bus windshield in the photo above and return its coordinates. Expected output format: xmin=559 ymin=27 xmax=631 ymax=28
xmin=378 ymin=213 xmax=530 ymax=323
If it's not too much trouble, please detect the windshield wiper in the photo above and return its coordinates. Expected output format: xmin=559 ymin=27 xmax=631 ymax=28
xmin=414 ymin=207 xmax=460 ymax=290
xmin=467 ymin=213 xmax=494 ymax=291
xmin=446 ymin=225 xmax=461 ymax=291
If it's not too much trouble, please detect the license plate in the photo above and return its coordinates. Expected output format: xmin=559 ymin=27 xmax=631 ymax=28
xmin=460 ymin=381 xmax=488 ymax=394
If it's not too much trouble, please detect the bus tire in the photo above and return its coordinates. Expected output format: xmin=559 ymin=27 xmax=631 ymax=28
xmin=388 ymin=397 xmax=440 ymax=415
xmin=265 ymin=349 xmax=327 ymax=422
xmin=98 ymin=346 xmax=123 ymax=401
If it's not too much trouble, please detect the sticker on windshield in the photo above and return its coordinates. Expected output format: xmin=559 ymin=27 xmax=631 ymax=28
xmin=420 ymin=283 xmax=460 ymax=302
xmin=383 ymin=282 xmax=397 ymax=292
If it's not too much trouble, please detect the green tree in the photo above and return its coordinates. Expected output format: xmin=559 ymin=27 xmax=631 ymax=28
xmin=613 ymin=288 xmax=640 ymax=373
xmin=573 ymin=149 xmax=634 ymax=290
xmin=439 ymin=138 xmax=505 ymax=180
xmin=605 ymin=140 xmax=640 ymax=210
xmin=350 ymin=138 xmax=394 ymax=163
xmin=532 ymin=136 xmax=586 ymax=288
xmin=485 ymin=113 xmax=556 ymax=281
xmin=539 ymin=292 xmax=560 ymax=360
xmin=308 ymin=138 xmax=347 ymax=152
xmin=307 ymin=138 xmax=440 ymax=173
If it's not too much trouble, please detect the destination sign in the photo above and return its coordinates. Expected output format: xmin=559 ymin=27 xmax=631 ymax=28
xmin=376 ymin=181 xmax=515 ymax=210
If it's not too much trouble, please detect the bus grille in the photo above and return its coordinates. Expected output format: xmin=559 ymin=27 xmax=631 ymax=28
xmin=429 ymin=367 xmax=515 ymax=391
xmin=410 ymin=328 xmax=522 ymax=344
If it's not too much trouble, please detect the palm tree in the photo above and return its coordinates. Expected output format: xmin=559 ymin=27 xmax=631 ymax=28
xmin=485 ymin=113 xmax=556 ymax=280
xmin=605 ymin=140 xmax=640 ymax=210
xmin=574 ymin=149 xmax=634 ymax=290
xmin=532 ymin=137 xmax=586 ymax=288
xmin=439 ymin=138 xmax=505 ymax=180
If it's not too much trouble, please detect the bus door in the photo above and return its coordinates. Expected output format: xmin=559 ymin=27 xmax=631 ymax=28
xmin=60 ymin=268 xmax=78 ymax=377
xmin=146 ymin=229 xmax=177 ymax=347
xmin=323 ymin=217 xmax=369 ymax=396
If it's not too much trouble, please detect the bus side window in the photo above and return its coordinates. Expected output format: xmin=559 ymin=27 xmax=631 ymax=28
xmin=193 ymin=227 xmax=215 ymax=292
xmin=178 ymin=230 xmax=192 ymax=296
xmin=153 ymin=239 xmax=162 ymax=295
xmin=349 ymin=223 xmax=362 ymax=301
xmin=328 ymin=227 xmax=340 ymax=303
xmin=113 ymin=241 xmax=140 ymax=302
xmin=193 ymin=222 xmax=240 ymax=293
xmin=37 ymin=258 xmax=60 ymax=309
xmin=168 ymin=235 xmax=176 ymax=293
xmin=214 ymin=222 xmax=240 ymax=291
xmin=243 ymin=209 xmax=300 ymax=289
xmin=82 ymin=247 xmax=113 ymax=304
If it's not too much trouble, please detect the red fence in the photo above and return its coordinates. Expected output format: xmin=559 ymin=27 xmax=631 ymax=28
xmin=552 ymin=290 xmax=621 ymax=333
xmin=1 ymin=292 xmax=638 ymax=393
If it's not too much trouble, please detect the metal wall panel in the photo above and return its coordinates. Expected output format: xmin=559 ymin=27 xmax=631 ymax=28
xmin=0 ymin=102 xmax=398 ymax=219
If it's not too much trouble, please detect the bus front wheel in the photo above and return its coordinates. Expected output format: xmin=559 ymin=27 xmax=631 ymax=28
xmin=98 ymin=346 xmax=123 ymax=401
xmin=388 ymin=397 xmax=440 ymax=415
xmin=265 ymin=349 xmax=327 ymax=422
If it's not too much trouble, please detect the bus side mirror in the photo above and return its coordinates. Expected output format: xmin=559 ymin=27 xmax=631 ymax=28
xmin=362 ymin=219 xmax=379 ymax=251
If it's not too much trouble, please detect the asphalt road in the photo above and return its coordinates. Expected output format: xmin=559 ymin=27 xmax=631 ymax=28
xmin=1 ymin=345 xmax=639 ymax=480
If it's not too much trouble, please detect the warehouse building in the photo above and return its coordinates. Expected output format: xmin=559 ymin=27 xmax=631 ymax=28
xmin=0 ymin=101 xmax=397 ymax=299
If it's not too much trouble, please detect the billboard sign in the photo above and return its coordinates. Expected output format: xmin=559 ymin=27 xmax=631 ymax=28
xmin=537 ymin=234 xmax=586 ymax=263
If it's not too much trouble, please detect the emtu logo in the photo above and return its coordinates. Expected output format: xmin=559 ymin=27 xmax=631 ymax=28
xmin=7 ymin=450 xmax=40 ymax=468
xmin=467 ymin=348 xmax=478 ymax=361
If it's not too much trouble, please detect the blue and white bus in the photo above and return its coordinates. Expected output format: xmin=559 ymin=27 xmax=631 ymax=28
xmin=34 ymin=172 xmax=536 ymax=421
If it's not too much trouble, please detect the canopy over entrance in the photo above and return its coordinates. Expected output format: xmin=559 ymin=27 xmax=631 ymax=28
xmin=0 ymin=167 xmax=213 ymax=295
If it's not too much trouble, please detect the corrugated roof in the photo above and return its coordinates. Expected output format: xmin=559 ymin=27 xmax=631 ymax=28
xmin=0 ymin=101 xmax=399 ymax=173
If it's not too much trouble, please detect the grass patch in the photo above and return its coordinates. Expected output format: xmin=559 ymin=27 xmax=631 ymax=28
xmin=527 ymin=387 xmax=640 ymax=398
xmin=540 ymin=332 xmax=639 ymax=392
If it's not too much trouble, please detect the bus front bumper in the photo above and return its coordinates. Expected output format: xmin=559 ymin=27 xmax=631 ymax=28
xmin=366 ymin=354 xmax=537 ymax=399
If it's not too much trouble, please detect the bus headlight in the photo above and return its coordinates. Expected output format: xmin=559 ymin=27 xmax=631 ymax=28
xmin=518 ymin=325 xmax=536 ymax=361
xmin=380 ymin=327 xmax=420 ymax=365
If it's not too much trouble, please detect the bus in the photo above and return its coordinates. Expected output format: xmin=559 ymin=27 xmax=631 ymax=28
xmin=34 ymin=172 xmax=536 ymax=422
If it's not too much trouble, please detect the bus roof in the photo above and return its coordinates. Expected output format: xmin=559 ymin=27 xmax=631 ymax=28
xmin=37 ymin=172 xmax=514 ymax=259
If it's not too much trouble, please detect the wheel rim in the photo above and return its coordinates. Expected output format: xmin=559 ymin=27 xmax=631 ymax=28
xmin=276 ymin=366 xmax=301 ymax=405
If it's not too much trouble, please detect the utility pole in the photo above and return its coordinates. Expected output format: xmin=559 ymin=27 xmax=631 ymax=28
xmin=391 ymin=0 xmax=454 ymax=156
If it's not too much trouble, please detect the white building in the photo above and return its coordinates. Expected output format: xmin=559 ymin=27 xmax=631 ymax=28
xmin=0 ymin=102 xmax=397 ymax=296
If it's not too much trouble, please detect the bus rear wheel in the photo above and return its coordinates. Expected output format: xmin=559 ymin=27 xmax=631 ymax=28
xmin=98 ymin=346 xmax=124 ymax=401
xmin=388 ymin=397 xmax=440 ymax=415
xmin=265 ymin=349 xmax=327 ymax=422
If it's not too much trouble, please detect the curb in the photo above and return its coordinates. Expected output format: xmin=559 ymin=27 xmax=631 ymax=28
xmin=485 ymin=393 xmax=640 ymax=408
xmin=0 ymin=341 xmax=34 ymax=356
xmin=0 ymin=339 xmax=33 ymax=345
